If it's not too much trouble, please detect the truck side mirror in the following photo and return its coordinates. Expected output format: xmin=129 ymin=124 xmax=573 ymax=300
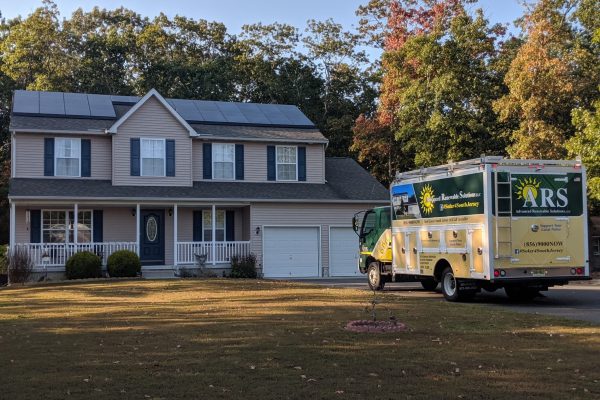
xmin=352 ymin=216 xmax=358 ymax=233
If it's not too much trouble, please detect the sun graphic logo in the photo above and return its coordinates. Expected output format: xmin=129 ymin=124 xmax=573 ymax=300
xmin=514 ymin=177 xmax=541 ymax=206
xmin=419 ymin=184 xmax=435 ymax=215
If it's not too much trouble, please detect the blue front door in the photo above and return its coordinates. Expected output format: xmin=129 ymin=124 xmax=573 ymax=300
xmin=140 ymin=210 xmax=165 ymax=265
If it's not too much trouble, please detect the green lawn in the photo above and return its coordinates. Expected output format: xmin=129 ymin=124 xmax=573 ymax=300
xmin=0 ymin=279 xmax=598 ymax=399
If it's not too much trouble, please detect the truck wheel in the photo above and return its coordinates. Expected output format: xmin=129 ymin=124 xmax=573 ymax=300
xmin=441 ymin=267 xmax=474 ymax=302
xmin=367 ymin=262 xmax=385 ymax=291
xmin=505 ymin=286 xmax=539 ymax=302
xmin=420 ymin=278 xmax=438 ymax=291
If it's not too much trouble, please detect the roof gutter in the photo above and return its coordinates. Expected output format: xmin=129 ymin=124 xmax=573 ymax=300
xmin=12 ymin=128 xmax=108 ymax=135
xmin=8 ymin=195 xmax=388 ymax=204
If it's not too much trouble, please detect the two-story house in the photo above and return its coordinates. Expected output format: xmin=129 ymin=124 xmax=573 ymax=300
xmin=7 ymin=89 xmax=388 ymax=279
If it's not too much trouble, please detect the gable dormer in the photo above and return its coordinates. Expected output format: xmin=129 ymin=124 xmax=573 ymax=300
xmin=109 ymin=89 xmax=195 ymax=187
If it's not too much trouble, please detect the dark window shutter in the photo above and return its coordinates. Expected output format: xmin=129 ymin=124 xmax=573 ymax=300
xmin=166 ymin=139 xmax=175 ymax=176
xmin=226 ymin=210 xmax=235 ymax=241
xmin=30 ymin=210 xmax=41 ymax=243
xmin=203 ymin=143 xmax=212 ymax=179
xmin=93 ymin=210 xmax=103 ymax=242
xmin=44 ymin=138 xmax=54 ymax=176
xmin=235 ymin=144 xmax=244 ymax=180
xmin=130 ymin=138 xmax=140 ymax=176
xmin=298 ymin=146 xmax=306 ymax=181
xmin=81 ymin=139 xmax=91 ymax=177
xmin=267 ymin=145 xmax=276 ymax=181
xmin=193 ymin=211 xmax=202 ymax=241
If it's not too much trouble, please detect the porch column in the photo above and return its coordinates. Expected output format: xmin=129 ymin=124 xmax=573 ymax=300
xmin=73 ymin=203 xmax=78 ymax=244
xmin=212 ymin=204 xmax=216 ymax=266
xmin=135 ymin=204 xmax=140 ymax=255
xmin=173 ymin=204 xmax=178 ymax=266
xmin=9 ymin=201 xmax=15 ymax=250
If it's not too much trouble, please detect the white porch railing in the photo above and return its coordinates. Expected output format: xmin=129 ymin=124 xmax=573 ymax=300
xmin=15 ymin=242 xmax=138 ymax=268
xmin=176 ymin=241 xmax=251 ymax=265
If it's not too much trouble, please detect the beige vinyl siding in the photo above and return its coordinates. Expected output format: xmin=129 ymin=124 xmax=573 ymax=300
xmin=192 ymin=141 xmax=325 ymax=183
xmin=13 ymin=133 xmax=112 ymax=179
xmin=250 ymin=203 xmax=383 ymax=276
xmin=112 ymin=96 xmax=192 ymax=186
xmin=103 ymin=208 xmax=137 ymax=242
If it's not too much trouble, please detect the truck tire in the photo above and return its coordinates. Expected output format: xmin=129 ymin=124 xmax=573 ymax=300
xmin=367 ymin=262 xmax=385 ymax=291
xmin=505 ymin=286 xmax=539 ymax=302
xmin=440 ymin=267 xmax=474 ymax=302
xmin=420 ymin=278 xmax=438 ymax=291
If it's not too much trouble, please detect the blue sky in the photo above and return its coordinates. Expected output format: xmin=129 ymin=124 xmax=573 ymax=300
xmin=1 ymin=0 xmax=525 ymax=60
xmin=1 ymin=1 xmax=525 ymax=32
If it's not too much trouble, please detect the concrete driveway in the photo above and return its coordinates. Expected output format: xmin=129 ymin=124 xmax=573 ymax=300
xmin=303 ymin=278 xmax=600 ymax=324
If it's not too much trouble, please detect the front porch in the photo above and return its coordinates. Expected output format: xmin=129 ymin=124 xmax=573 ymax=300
xmin=10 ymin=202 xmax=252 ymax=273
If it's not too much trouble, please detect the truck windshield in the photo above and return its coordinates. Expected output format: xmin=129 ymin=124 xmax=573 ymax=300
xmin=361 ymin=211 xmax=376 ymax=237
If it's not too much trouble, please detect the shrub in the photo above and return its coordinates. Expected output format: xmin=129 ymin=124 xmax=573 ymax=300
xmin=0 ymin=245 xmax=7 ymax=274
xmin=65 ymin=251 xmax=102 ymax=280
xmin=107 ymin=250 xmax=141 ymax=278
xmin=7 ymin=246 xmax=34 ymax=284
xmin=229 ymin=253 xmax=257 ymax=279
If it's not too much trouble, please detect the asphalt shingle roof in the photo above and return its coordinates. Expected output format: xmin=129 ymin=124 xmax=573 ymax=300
xmin=9 ymin=158 xmax=389 ymax=203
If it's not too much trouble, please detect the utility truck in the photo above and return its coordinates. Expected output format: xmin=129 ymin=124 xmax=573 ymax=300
xmin=352 ymin=157 xmax=590 ymax=301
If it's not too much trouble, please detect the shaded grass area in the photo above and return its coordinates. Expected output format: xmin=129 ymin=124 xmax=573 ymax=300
xmin=0 ymin=279 xmax=598 ymax=399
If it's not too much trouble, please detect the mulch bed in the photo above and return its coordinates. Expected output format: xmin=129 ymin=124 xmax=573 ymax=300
xmin=344 ymin=319 xmax=407 ymax=333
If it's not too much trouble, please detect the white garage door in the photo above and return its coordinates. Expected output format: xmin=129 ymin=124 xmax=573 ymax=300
xmin=263 ymin=227 xmax=320 ymax=278
xmin=329 ymin=227 xmax=360 ymax=277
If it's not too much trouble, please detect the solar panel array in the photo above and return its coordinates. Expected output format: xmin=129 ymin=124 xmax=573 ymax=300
xmin=13 ymin=90 xmax=315 ymax=127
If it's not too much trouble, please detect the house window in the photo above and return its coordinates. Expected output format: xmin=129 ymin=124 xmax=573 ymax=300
xmin=202 ymin=210 xmax=225 ymax=241
xmin=212 ymin=144 xmax=235 ymax=180
xmin=593 ymin=236 xmax=600 ymax=256
xmin=42 ymin=210 xmax=92 ymax=243
xmin=276 ymin=146 xmax=297 ymax=181
xmin=141 ymin=138 xmax=165 ymax=176
xmin=55 ymin=138 xmax=81 ymax=177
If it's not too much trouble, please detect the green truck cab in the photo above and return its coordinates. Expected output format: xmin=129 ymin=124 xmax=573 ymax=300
xmin=353 ymin=206 xmax=391 ymax=274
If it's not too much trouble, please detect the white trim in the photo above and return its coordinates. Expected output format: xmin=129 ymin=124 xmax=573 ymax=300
xmin=12 ymin=129 xmax=107 ymax=135
xmin=11 ymin=132 xmax=15 ymax=178
xmin=275 ymin=145 xmax=298 ymax=182
xmin=173 ymin=204 xmax=178 ymax=265
xmin=140 ymin=137 xmax=167 ymax=177
xmin=54 ymin=137 xmax=82 ymax=178
xmin=73 ymin=203 xmax=78 ymax=244
xmin=201 ymin=209 xmax=226 ymax=241
xmin=108 ymin=89 xmax=197 ymax=136
xmin=135 ymin=204 xmax=140 ymax=255
xmin=211 ymin=205 xmax=216 ymax=266
xmin=211 ymin=143 xmax=235 ymax=180
xmin=193 ymin=136 xmax=328 ymax=145
xmin=261 ymin=225 xmax=322 ymax=278
xmin=9 ymin=201 xmax=15 ymax=250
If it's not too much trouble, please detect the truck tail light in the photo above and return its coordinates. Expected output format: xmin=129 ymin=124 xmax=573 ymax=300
xmin=494 ymin=270 xmax=500 ymax=278
xmin=576 ymin=267 xmax=584 ymax=275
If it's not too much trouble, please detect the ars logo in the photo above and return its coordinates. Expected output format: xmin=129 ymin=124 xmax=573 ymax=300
xmin=514 ymin=177 xmax=568 ymax=208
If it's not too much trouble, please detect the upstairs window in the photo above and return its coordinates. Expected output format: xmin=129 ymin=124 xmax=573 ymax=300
xmin=276 ymin=146 xmax=297 ymax=181
xmin=212 ymin=144 xmax=235 ymax=180
xmin=55 ymin=138 xmax=81 ymax=177
xmin=141 ymin=138 xmax=165 ymax=176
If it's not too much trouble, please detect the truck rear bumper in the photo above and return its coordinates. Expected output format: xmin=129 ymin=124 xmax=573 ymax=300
xmin=489 ymin=276 xmax=591 ymax=285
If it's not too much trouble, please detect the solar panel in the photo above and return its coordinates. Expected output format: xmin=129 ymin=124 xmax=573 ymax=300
xmin=277 ymin=104 xmax=314 ymax=126
xmin=170 ymin=98 xmax=202 ymax=121
xmin=111 ymin=95 xmax=140 ymax=104
xmin=13 ymin=90 xmax=40 ymax=114
xmin=237 ymin=103 xmax=271 ymax=125
xmin=39 ymin=91 xmax=65 ymax=115
xmin=87 ymin=94 xmax=116 ymax=118
xmin=216 ymin=102 xmax=249 ymax=124
xmin=64 ymin=93 xmax=90 ymax=117
xmin=194 ymin=101 xmax=227 ymax=123
xmin=259 ymin=104 xmax=293 ymax=125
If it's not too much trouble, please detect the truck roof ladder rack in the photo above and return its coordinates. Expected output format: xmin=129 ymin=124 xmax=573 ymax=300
xmin=494 ymin=171 xmax=513 ymax=259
